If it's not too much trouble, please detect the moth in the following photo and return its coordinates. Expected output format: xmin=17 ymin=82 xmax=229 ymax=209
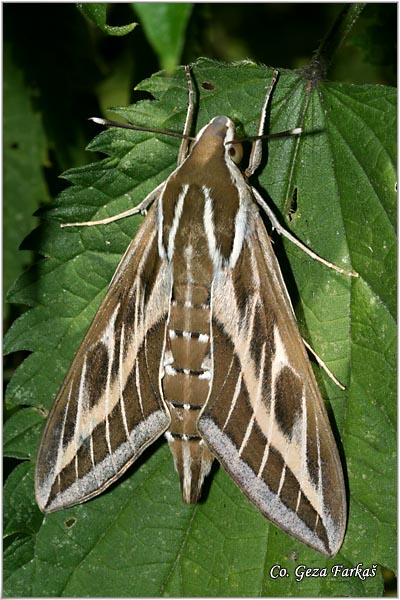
xmin=36 ymin=67 xmax=356 ymax=557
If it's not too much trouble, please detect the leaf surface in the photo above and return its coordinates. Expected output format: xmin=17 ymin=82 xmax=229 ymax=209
xmin=4 ymin=58 xmax=395 ymax=597
xmin=3 ymin=43 xmax=49 ymax=312
xmin=78 ymin=3 xmax=137 ymax=36
xmin=133 ymin=3 xmax=193 ymax=72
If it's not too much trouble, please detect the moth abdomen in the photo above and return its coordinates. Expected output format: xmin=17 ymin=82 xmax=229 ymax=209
xmin=165 ymin=432 xmax=213 ymax=504
xmin=162 ymin=287 xmax=214 ymax=503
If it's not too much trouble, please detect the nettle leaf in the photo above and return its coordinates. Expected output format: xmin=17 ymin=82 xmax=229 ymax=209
xmin=4 ymin=58 xmax=395 ymax=596
xmin=78 ymin=3 xmax=137 ymax=37
xmin=133 ymin=3 xmax=193 ymax=72
xmin=3 ymin=42 xmax=49 ymax=312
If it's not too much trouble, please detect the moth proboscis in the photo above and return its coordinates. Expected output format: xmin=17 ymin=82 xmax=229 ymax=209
xmin=36 ymin=65 xmax=357 ymax=557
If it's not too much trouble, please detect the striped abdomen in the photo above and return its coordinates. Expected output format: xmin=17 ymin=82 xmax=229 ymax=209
xmin=162 ymin=292 xmax=214 ymax=503
xmin=160 ymin=189 xmax=215 ymax=502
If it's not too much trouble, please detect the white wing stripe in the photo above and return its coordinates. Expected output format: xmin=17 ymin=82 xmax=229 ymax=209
xmin=167 ymin=185 xmax=187 ymax=260
xmin=239 ymin=342 xmax=266 ymax=457
xmin=118 ymin=323 xmax=135 ymax=450
xmin=222 ymin=371 xmax=242 ymax=431
xmin=203 ymin=186 xmax=221 ymax=267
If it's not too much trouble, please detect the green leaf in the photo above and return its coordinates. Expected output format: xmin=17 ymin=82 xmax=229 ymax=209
xmin=4 ymin=462 xmax=43 ymax=539
xmin=4 ymin=58 xmax=395 ymax=596
xmin=4 ymin=407 xmax=44 ymax=460
xmin=3 ymin=535 xmax=36 ymax=595
xmin=133 ymin=3 xmax=193 ymax=72
xmin=78 ymin=3 xmax=137 ymax=36
xmin=3 ymin=42 xmax=50 ymax=313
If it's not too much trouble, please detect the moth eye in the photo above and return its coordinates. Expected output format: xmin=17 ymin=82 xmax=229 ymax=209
xmin=228 ymin=142 xmax=243 ymax=165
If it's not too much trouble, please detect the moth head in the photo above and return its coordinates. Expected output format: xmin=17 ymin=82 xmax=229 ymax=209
xmin=190 ymin=116 xmax=243 ymax=167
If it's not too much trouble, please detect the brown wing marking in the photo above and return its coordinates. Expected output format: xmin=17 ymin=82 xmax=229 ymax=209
xmin=198 ymin=212 xmax=346 ymax=556
xmin=36 ymin=204 xmax=172 ymax=512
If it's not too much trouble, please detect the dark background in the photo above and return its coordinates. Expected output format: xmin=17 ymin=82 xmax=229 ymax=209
xmin=4 ymin=2 xmax=396 ymax=198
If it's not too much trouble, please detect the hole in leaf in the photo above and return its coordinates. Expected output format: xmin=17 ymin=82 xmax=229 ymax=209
xmin=64 ymin=517 xmax=77 ymax=529
xmin=130 ymin=90 xmax=155 ymax=103
xmin=201 ymin=81 xmax=215 ymax=91
xmin=288 ymin=187 xmax=298 ymax=221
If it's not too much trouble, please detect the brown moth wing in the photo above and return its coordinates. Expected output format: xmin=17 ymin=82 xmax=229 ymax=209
xmin=198 ymin=209 xmax=346 ymax=557
xmin=35 ymin=203 xmax=171 ymax=513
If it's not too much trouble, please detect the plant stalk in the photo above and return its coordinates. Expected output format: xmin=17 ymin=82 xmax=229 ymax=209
xmin=315 ymin=3 xmax=366 ymax=76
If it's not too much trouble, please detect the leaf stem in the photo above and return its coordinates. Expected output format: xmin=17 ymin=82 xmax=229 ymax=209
xmin=315 ymin=3 xmax=366 ymax=76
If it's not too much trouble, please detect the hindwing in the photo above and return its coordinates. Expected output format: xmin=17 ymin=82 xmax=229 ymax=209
xmin=198 ymin=208 xmax=346 ymax=557
xmin=35 ymin=203 xmax=172 ymax=512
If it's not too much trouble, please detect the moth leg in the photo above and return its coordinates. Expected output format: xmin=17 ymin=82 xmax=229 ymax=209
xmin=252 ymin=187 xmax=359 ymax=277
xmin=245 ymin=69 xmax=279 ymax=178
xmin=177 ymin=65 xmax=195 ymax=166
xmin=302 ymin=338 xmax=345 ymax=390
xmin=61 ymin=181 xmax=165 ymax=228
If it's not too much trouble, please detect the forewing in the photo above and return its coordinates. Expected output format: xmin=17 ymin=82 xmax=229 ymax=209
xmin=35 ymin=204 xmax=172 ymax=512
xmin=198 ymin=211 xmax=346 ymax=556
